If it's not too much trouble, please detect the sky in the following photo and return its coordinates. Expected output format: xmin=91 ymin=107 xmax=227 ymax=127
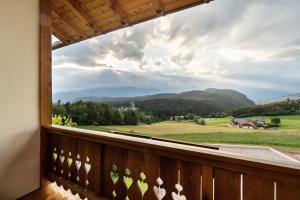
xmin=53 ymin=0 xmax=300 ymax=100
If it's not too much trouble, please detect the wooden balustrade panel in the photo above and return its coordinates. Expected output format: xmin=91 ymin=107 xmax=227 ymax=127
xmin=277 ymin=181 xmax=300 ymax=200
xmin=60 ymin=135 xmax=77 ymax=182
xmin=244 ymin=174 xmax=274 ymax=200
xmin=180 ymin=160 xmax=201 ymax=200
xmin=45 ymin=127 xmax=300 ymax=200
xmin=127 ymin=150 xmax=160 ymax=200
xmin=76 ymin=139 xmax=102 ymax=195
xmin=49 ymin=133 xmax=60 ymax=176
xmin=160 ymin=157 xmax=179 ymax=200
xmin=48 ymin=134 xmax=101 ymax=195
xmin=214 ymin=168 xmax=240 ymax=200
xmin=201 ymin=165 xmax=214 ymax=200
xmin=102 ymin=145 xmax=128 ymax=199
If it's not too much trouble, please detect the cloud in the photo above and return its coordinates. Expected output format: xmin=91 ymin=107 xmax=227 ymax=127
xmin=53 ymin=0 xmax=300 ymax=100
xmin=171 ymin=52 xmax=194 ymax=65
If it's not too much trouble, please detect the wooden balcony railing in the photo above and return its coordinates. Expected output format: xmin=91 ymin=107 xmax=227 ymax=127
xmin=42 ymin=125 xmax=300 ymax=200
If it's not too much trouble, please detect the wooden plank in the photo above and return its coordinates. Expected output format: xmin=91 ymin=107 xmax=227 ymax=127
xmin=48 ymin=133 xmax=61 ymax=178
xmin=244 ymin=174 xmax=274 ymax=200
xmin=201 ymin=165 xmax=213 ymax=200
xmin=77 ymin=139 xmax=102 ymax=195
xmin=141 ymin=152 xmax=160 ymax=200
xmin=214 ymin=168 xmax=240 ymax=200
xmin=151 ymin=0 xmax=165 ymax=15
xmin=52 ymin=6 xmax=86 ymax=36
xmin=52 ymin=22 xmax=73 ymax=43
xmin=62 ymin=0 xmax=102 ymax=33
xmin=180 ymin=160 xmax=202 ymax=200
xmin=102 ymin=145 xmax=128 ymax=200
xmin=40 ymin=0 xmax=52 ymax=188
xmin=109 ymin=0 xmax=129 ymax=25
xmin=160 ymin=157 xmax=178 ymax=200
xmin=125 ymin=150 xmax=160 ymax=200
xmin=277 ymin=181 xmax=300 ymax=200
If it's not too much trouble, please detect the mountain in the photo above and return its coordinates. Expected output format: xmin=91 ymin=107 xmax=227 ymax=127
xmin=256 ymin=93 xmax=300 ymax=105
xmin=79 ymin=88 xmax=254 ymax=107
xmin=53 ymin=87 xmax=162 ymax=103
xmin=76 ymin=88 xmax=255 ymax=118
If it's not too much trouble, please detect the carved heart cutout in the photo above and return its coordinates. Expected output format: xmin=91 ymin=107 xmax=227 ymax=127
xmin=53 ymin=152 xmax=58 ymax=161
xmin=137 ymin=179 xmax=148 ymax=197
xmin=67 ymin=157 xmax=73 ymax=167
xmin=110 ymin=171 xmax=119 ymax=185
xmin=84 ymin=163 xmax=91 ymax=174
xmin=123 ymin=176 xmax=133 ymax=190
xmin=171 ymin=192 xmax=186 ymax=200
xmin=75 ymin=160 xmax=81 ymax=170
xmin=59 ymin=155 xmax=65 ymax=165
xmin=153 ymin=186 xmax=166 ymax=200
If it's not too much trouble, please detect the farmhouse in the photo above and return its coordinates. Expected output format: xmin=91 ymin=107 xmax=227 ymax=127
xmin=232 ymin=118 xmax=255 ymax=128
xmin=232 ymin=118 xmax=269 ymax=128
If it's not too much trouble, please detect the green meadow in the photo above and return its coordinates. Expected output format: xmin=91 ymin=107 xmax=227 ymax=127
xmin=78 ymin=115 xmax=300 ymax=149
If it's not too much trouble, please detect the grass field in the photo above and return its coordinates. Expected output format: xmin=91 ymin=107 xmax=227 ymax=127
xmin=78 ymin=115 xmax=300 ymax=149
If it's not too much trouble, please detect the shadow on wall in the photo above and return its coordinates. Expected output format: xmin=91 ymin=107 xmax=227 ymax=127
xmin=0 ymin=129 xmax=40 ymax=200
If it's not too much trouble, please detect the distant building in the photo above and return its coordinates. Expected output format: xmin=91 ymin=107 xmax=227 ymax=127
xmin=232 ymin=118 xmax=269 ymax=129
xmin=130 ymin=102 xmax=138 ymax=111
xmin=232 ymin=118 xmax=255 ymax=128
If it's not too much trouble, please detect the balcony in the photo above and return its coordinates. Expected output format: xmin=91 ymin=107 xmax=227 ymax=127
xmin=21 ymin=125 xmax=300 ymax=200
xmin=1 ymin=0 xmax=298 ymax=199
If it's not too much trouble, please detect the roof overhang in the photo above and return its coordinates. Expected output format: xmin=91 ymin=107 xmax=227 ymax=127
xmin=51 ymin=0 xmax=213 ymax=50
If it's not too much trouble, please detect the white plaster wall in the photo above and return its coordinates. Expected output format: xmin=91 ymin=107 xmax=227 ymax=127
xmin=0 ymin=0 xmax=40 ymax=199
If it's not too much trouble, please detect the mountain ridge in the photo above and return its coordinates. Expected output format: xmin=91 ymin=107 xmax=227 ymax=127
xmin=76 ymin=88 xmax=255 ymax=115
xmin=256 ymin=93 xmax=300 ymax=105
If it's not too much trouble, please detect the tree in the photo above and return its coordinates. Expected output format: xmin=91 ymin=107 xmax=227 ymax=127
xmin=52 ymin=100 xmax=67 ymax=116
xmin=52 ymin=115 xmax=77 ymax=127
xmin=271 ymin=117 xmax=281 ymax=127
xmin=124 ymin=109 xmax=139 ymax=125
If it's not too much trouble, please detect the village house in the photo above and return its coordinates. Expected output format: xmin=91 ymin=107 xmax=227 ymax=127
xmin=232 ymin=118 xmax=269 ymax=129
xmin=232 ymin=118 xmax=255 ymax=128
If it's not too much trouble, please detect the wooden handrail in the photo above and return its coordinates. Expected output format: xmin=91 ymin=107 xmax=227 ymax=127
xmin=43 ymin=124 xmax=300 ymax=200
xmin=108 ymin=130 xmax=219 ymax=150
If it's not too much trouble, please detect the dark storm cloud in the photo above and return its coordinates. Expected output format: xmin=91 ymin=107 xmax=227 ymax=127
xmin=53 ymin=41 xmax=106 ymax=67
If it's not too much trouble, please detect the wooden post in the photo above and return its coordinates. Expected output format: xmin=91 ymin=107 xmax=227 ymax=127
xmin=40 ymin=0 xmax=52 ymax=187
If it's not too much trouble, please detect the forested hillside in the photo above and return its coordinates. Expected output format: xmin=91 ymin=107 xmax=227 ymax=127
xmin=230 ymin=99 xmax=300 ymax=117
xmin=79 ymin=88 xmax=254 ymax=118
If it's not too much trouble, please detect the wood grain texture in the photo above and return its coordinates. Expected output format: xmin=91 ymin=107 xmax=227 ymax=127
xmin=201 ymin=165 xmax=213 ymax=200
xmin=40 ymin=0 xmax=52 ymax=188
xmin=277 ymin=181 xmax=300 ymax=200
xmin=180 ymin=160 xmax=202 ymax=200
xmin=244 ymin=174 xmax=274 ymax=200
xmin=214 ymin=168 xmax=240 ymax=200
xmin=102 ymin=145 xmax=128 ymax=200
xmin=52 ymin=0 xmax=213 ymax=49
xmin=43 ymin=126 xmax=300 ymax=200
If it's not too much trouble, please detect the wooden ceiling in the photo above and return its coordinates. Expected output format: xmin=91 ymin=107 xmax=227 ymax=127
xmin=52 ymin=0 xmax=213 ymax=49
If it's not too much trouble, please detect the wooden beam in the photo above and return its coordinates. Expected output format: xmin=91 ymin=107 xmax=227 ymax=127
xmin=62 ymin=0 xmax=102 ymax=34
xmin=109 ymin=0 xmax=129 ymax=26
xmin=40 ymin=0 xmax=52 ymax=187
xmin=52 ymin=6 xmax=86 ymax=37
xmin=52 ymin=23 xmax=72 ymax=44
xmin=151 ymin=0 xmax=164 ymax=15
